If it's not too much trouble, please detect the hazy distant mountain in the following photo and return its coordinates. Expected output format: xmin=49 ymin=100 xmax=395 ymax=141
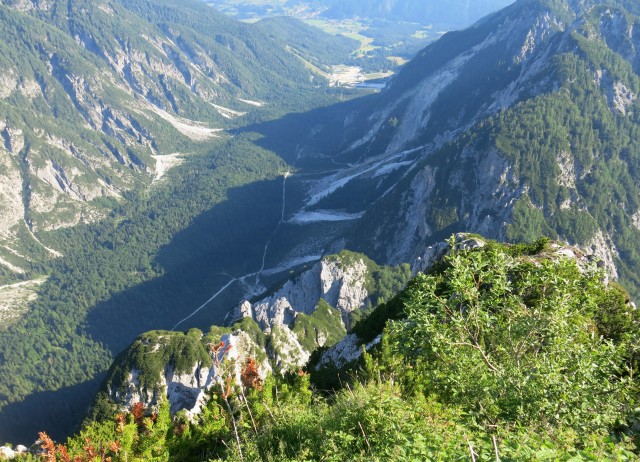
xmin=301 ymin=0 xmax=516 ymax=27
xmin=208 ymin=0 xmax=515 ymax=29
xmin=205 ymin=0 xmax=516 ymax=73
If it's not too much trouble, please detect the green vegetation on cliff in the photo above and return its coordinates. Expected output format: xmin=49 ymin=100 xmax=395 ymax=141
xmin=22 ymin=237 xmax=639 ymax=460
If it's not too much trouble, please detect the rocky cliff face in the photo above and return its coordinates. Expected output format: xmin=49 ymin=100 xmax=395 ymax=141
xmin=106 ymin=328 xmax=271 ymax=419
xmin=105 ymin=251 xmax=409 ymax=415
xmin=283 ymin=0 xmax=640 ymax=298
xmin=233 ymin=250 xmax=413 ymax=370
xmin=234 ymin=255 xmax=370 ymax=331
xmin=231 ymin=253 xmax=373 ymax=369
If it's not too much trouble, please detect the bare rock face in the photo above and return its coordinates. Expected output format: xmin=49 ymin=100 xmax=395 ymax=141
xmin=233 ymin=255 xmax=370 ymax=331
xmin=109 ymin=330 xmax=270 ymax=420
xmin=595 ymin=69 xmax=638 ymax=116
xmin=376 ymin=146 xmax=517 ymax=267
xmin=4 ymin=0 xmax=53 ymax=12
xmin=412 ymin=233 xmax=486 ymax=274
xmin=585 ymin=230 xmax=619 ymax=281
xmin=0 ymin=444 xmax=27 ymax=460
xmin=269 ymin=325 xmax=311 ymax=371
xmin=632 ymin=210 xmax=640 ymax=231
xmin=229 ymin=253 xmax=372 ymax=371
xmin=0 ymin=147 xmax=24 ymax=240
xmin=320 ymin=258 xmax=369 ymax=321
xmin=316 ymin=333 xmax=382 ymax=370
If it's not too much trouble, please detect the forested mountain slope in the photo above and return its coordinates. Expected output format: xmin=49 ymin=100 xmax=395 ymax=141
xmin=0 ymin=0 xmax=357 ymax=278
xmin=271 ymin=0 xmax=640 ymax=302
xmin=5 ymin=0 xmax=640 ymax=450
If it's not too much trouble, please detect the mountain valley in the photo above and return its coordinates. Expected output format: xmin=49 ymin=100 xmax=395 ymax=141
xmin=2 ymin=0 xmax=640 ymax=457
xmin=204 ymin=0 xmax=516 ymax=85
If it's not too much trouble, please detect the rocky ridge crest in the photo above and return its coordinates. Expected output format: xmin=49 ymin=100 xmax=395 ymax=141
xmin=104 ymin=251 xmax=409 ymax=416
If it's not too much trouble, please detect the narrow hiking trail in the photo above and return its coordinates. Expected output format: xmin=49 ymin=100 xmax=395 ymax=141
xmin=171 ymin=277 xmax=239 ymax=331
xmin=171 ymin=170 xmax=292 ymax=331
xmin=256 ymin=170 xmax=290 ymax=285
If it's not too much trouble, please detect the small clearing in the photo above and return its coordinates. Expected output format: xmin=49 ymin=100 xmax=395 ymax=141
xmin=152 ymin=153 xmax=184 ymax=182
xmin=387 ymin=56 xmax=408 ymax=66
xmin=0 ymin=278 xmax=46 ymax=329
xmin=329 ymin=66 xmax=393 ymax=88
xmin=329 ymin=65 xmax=362 ymax=87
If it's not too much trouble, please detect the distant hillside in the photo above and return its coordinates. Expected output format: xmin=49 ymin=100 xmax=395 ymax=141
xmin=204 ymin=0 xmax=514 ymax=73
